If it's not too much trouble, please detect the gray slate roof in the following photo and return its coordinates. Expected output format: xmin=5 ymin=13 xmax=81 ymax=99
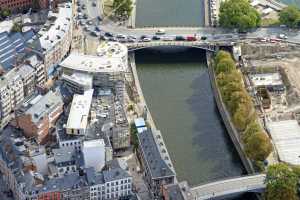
xmin=137 ymin=129 xmax=175 ymax=179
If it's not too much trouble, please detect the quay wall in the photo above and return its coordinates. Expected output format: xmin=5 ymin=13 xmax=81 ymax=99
xmin=206 ymin=52 xmax=255 ymax=174
xmin=128 ymin=52 xmax=177 ymax=178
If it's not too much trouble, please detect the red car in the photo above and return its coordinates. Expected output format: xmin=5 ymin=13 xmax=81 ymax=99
xmin=186 ymin=36 xmax=197 ymax=41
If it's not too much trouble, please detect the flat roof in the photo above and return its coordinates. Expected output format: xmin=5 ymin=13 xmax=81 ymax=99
xmin=250 ymin=73 xmax=283 ymax=87
xmin=66 ymin=89 xmax=94 ymax=130
xmin=38 ymin=3 xmax=72 ymax=52
xmin=60 ymin=52 xmax=127 ymax=73
xmin=97 ymin=42 xmax=127 ymax=59
xmin=267 ymin=120 xmax=300 ymax=165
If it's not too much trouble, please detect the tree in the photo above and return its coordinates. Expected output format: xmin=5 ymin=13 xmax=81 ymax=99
xmin=215 ymin=50 xmax=232 ymax=65
xmin=232 ymin=103 xmax=251 ymax=131
xmin=242 ymin=121 xmax=261 ymax=143
xmin=11 ymin=23 xmax=22 ymax=32
xmin=215 ymin=58 xmax=235 ymax=75
xmin=244 ymin=131 xmax=272 ymax=161
xmin=219 ymin=0 xmax=261 ymax=31
xmin=279 ymin=5 xmax=300 ymax=28
xmin=112 ymin=0 xmax=133 ymax=19
xmin=228 ymin=91 xmax=250 ymax=113
xmin=0 ymin=8 xmax=11 ymax=19
xmin=265 ymin=163 xmax=299 ymax=200
xmin=130 ymin=123 xmax=139 ymax=151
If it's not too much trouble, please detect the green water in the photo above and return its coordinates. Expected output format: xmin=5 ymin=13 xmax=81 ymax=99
xmin=135 ymin=48 xmax=245 ymax=185
xmin=281 ymin=0 xmax=300 ymax=7
xmin=135 ymin=0 xmax=205 ymax=27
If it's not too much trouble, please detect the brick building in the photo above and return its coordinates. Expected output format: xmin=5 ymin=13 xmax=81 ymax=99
xmin=0 ymin=0 xmax=50 ymax=11
xmin=15 ymin=89 xmax=63 ymax=144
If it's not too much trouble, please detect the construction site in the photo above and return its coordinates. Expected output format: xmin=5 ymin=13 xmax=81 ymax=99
xmin=242 ymin=47 xmax=300 ymax=166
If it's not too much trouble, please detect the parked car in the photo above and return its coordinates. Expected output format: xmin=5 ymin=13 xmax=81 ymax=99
xmin=116 ymin=34 xmax=126 ymax=39
xmin=105 ymin=32 xmax=114 ymax=37
xmin=128 ymin=35 xmax=137 ymax=40
xmin=127 ymin=38 xmax=136 ymax=43
xmin=95 ymin=26 xmax=101 ymax=32
xmin=92 ymin=2 xmax=97 ymax=7
xmin=140 ymin=35 xmax=149 ymax=39
xmin=108 ymin=37 xmax=117 ymax=41
xmin=97 ymin=16 xmax=102 ymax=21
xmin=201 ymin=36 xmax=207 ymax=40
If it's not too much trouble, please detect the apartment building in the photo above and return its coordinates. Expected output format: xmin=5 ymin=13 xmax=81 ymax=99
xmin=15 ymin=89 xmax=63 ymax=144
xmin=0 ymin=64 xmax=37 ymax=129
xmin=38 ymin=2 xmax=73 ymax=78
xmin=137 ymin=128 xmax=176 ymax=198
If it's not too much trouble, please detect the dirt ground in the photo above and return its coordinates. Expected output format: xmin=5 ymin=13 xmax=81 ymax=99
xmin=250 ymin=57 xmax=300 ymax=106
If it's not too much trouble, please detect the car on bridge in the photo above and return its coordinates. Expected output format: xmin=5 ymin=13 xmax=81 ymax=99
xmin=175 ymin=36 xmax=185 ymax=41
xmin=186 ymin=36 xmax=197 ymax=41
xmin=142 ymin=38 xmax=152 ymax=42
xmin=156 ymin=29 xmax=166 ymax=35
xmin=161 ymin=36 xmax=173 ymax=41
xmin=152 ymin=36 xmax=160 ymax=40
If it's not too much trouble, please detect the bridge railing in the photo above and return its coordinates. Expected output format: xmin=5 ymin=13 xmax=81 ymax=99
xmin=191 ymin=174 xmax=266 ymax=200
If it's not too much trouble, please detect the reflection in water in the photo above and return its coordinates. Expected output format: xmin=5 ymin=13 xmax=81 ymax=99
xmin=135 ymin=47 xmax=258 ymax=199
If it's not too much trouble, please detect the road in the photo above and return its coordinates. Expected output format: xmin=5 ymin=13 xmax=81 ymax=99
xmin=75 ymin=0 xmax=300 ymax=46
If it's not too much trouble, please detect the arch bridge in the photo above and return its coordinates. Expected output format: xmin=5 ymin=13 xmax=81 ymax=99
xmin=125 ymin=41 xmax=235 ymax=51
xmin=190 ymin=174 xmax=266 ymax=200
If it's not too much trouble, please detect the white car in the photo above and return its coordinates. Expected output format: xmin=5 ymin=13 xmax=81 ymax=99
xmin=278 ymin=34 xmax=288 ymax=39
xmin=156 ymin=29 xmax=166 ymax=35
xmin=161 ymin=36 xmax=173 ymax=41
xmin=142 ymin=38 xmax=151 ymax=42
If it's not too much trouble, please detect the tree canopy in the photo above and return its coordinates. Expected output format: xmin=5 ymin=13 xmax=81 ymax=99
xmin=214 ymin=50 xmax=272 ymax=164
xmin=11 ymin=23 xmax=22 ymax=33
xmin=112 ymin=0 xmax=133 ymax=19
xmin=265 ymin=163 xmax=299 ymax=200
xmin=0 ymin=8 xmax=11 ymax=19
xmin=244 ymin=131 xmax=272 ymax=161
xmin=219 ymin=0 xmax=261 ymax=31
xmin=279 ymin=5 xmax=300 ymax=28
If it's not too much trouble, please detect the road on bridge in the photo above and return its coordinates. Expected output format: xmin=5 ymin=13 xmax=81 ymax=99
xmin=190 ymin=174 xmax=266 ymax=200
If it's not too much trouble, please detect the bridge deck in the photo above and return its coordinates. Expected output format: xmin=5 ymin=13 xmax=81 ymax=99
xmin=125 ymin=41 xmax=233 ymax=51
xmin=190 ymin=174 xmax=266 ymax=200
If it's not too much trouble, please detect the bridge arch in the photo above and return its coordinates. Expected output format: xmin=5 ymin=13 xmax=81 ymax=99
xmin=126 ymin=41 xmax=220 ymax=52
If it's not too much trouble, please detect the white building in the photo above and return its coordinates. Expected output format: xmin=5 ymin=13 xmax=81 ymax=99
xmin=66 ymin=89 xmax=94 ymax=135
xmin=267 ymin=120 xmax=300 ymax=165
xmin=38 ymin=2 xmax=73 ymax=78
xmin=83 ymin=139 xmax=106 ymax=172
xmin=61 ymin=42 xmax=128 ymax=88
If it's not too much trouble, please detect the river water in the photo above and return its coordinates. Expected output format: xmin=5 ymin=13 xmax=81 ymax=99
xmin=135 ymin=47 xmax=246 ymax=183
xmin=135 ymin=48 xmax=256 ymax=199
xmin=135 ymin=0 xmax=205 ymax=27
xmin=280 ymin=0 xmax=300 ymax=7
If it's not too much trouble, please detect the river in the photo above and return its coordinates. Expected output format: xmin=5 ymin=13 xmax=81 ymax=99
xmin=280 ymin=0 xmax=300 ymax=7
xmin=135 ymin=47 xmax=257 ymax=199
xmin=135 ymin=0 xmax=205 ymax=27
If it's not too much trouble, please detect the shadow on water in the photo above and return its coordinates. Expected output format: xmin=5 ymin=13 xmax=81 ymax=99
xmin=135 ymin=47 xmax=257 ymax=200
